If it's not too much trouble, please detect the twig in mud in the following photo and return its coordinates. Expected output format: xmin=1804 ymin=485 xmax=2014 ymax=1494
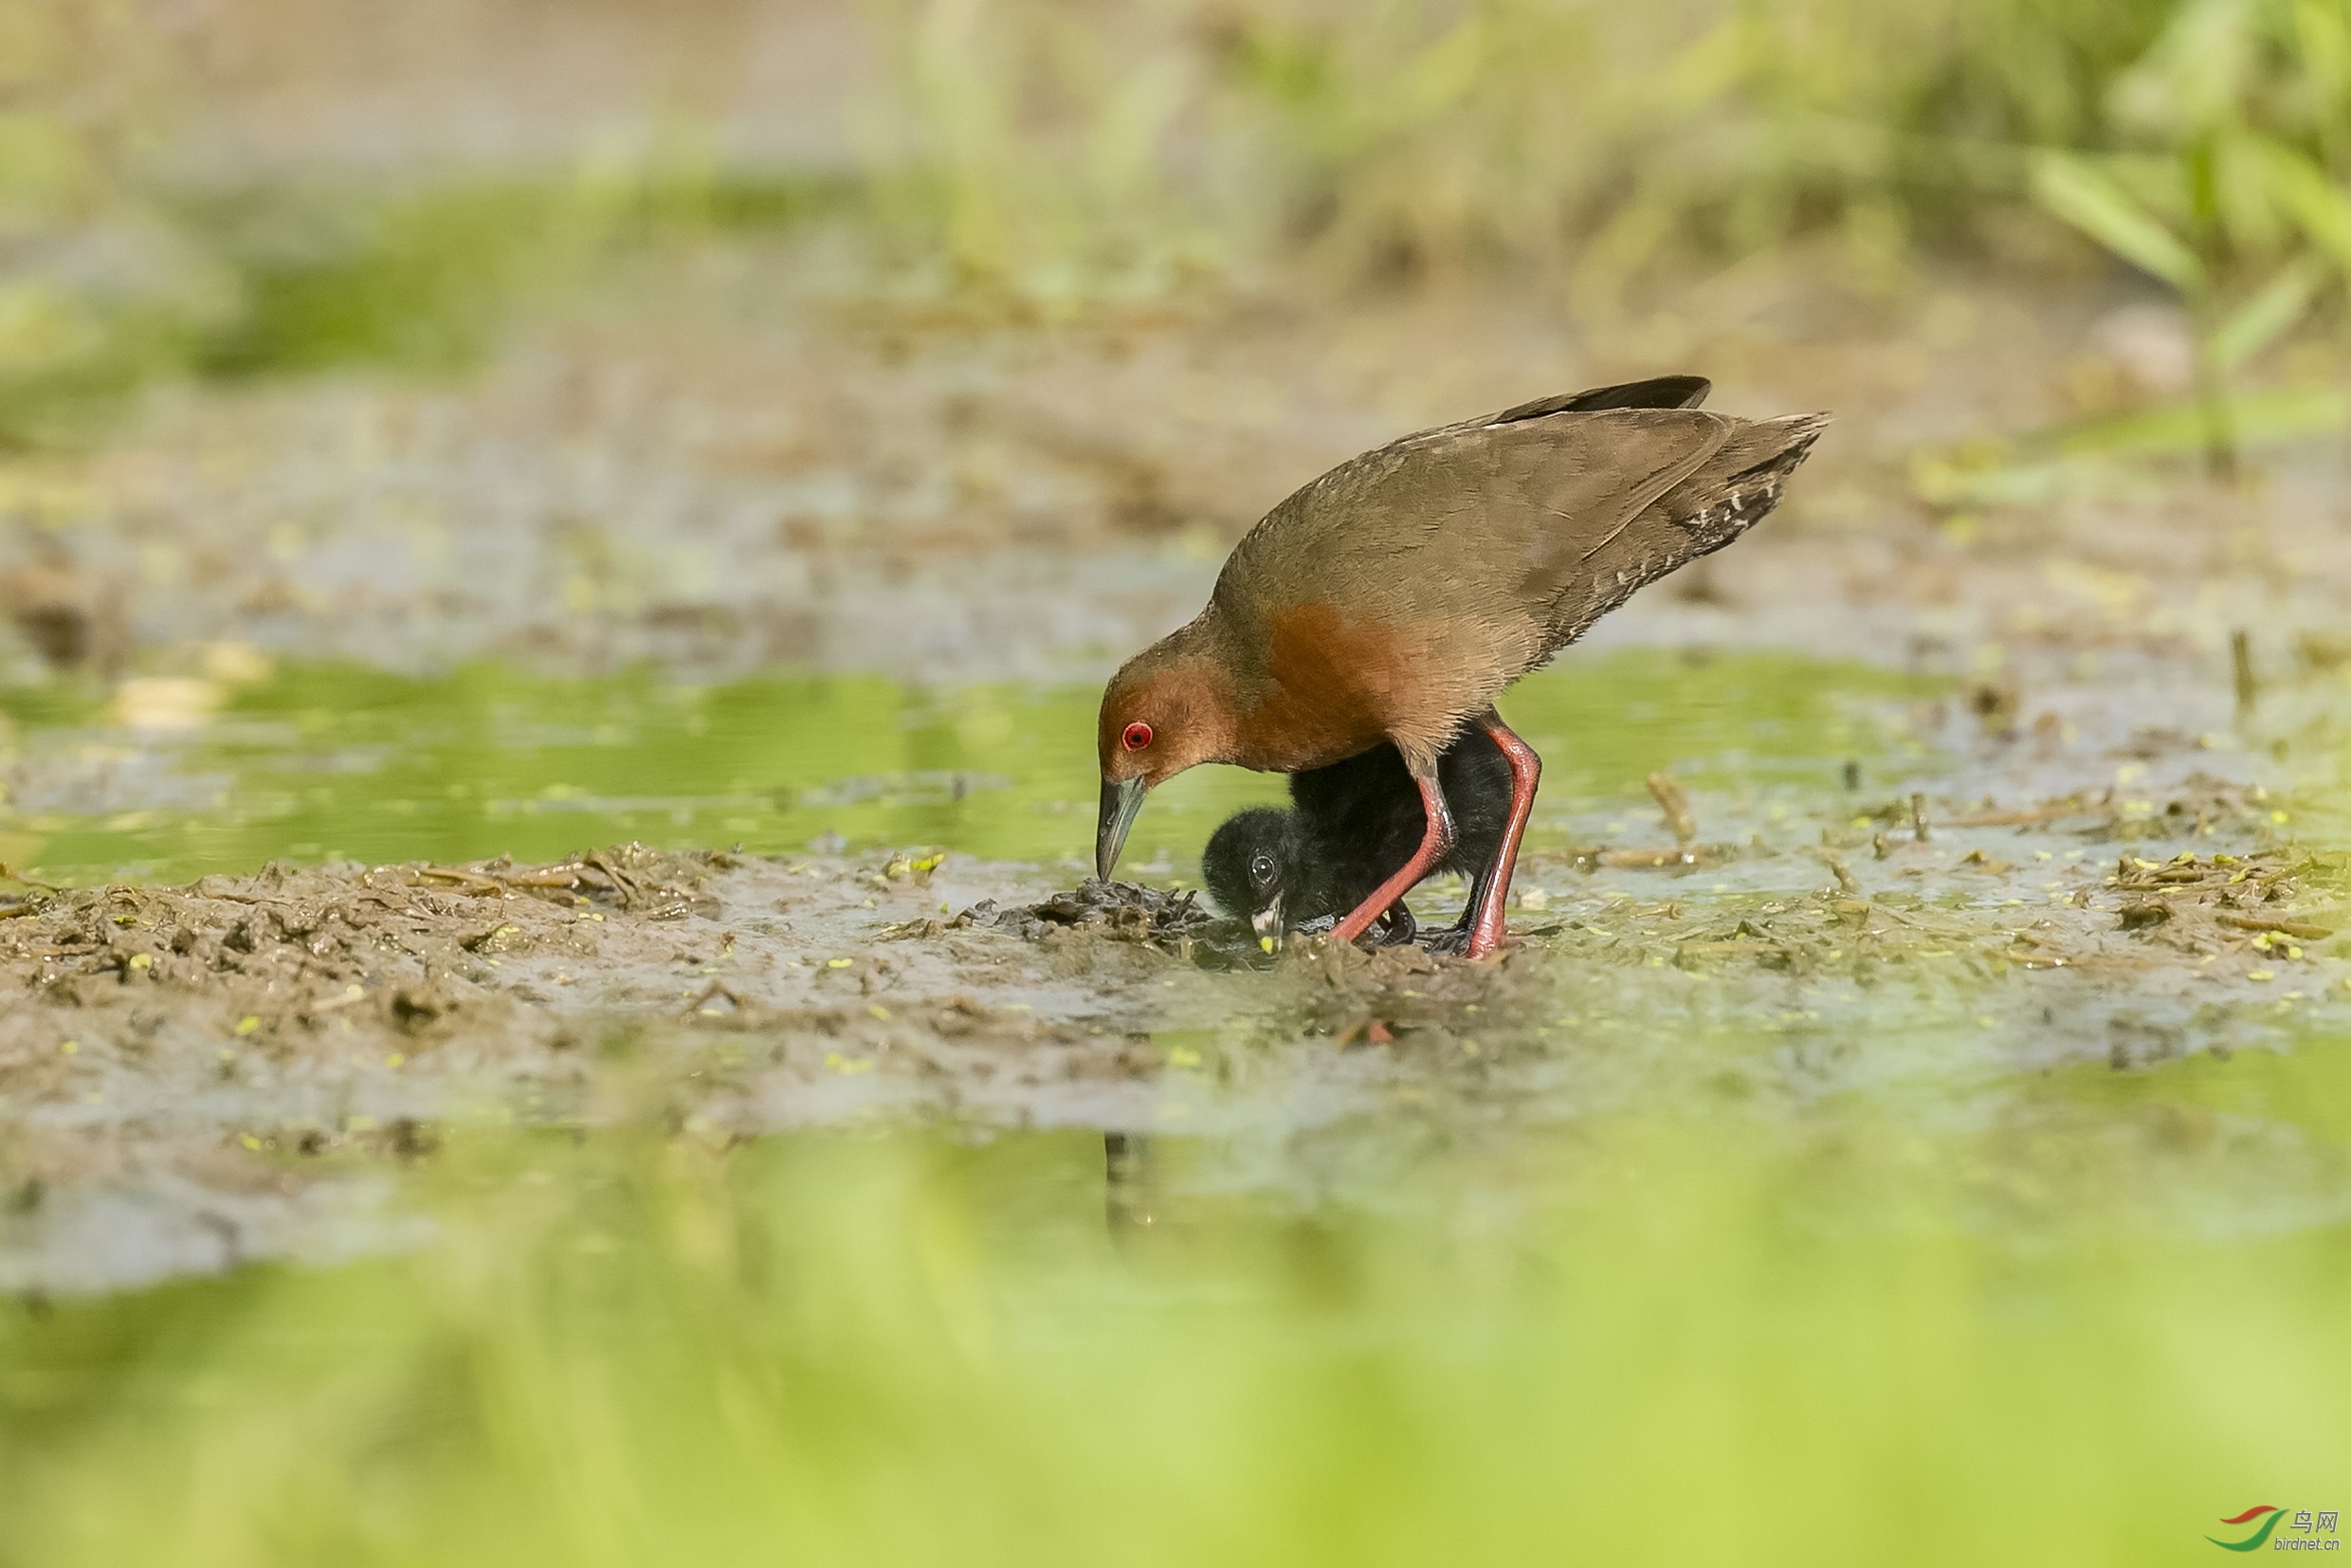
xmin=0 ymin=863 xmax=63 ymax=891
xmin=1647 ymin=772 xmax=1697 ymax=843
xmin=682 ymin=979 xmax=747 ymax=1016
xmin=584 ymin=851 xmax=642 ymax=908
xmin=2233 ymin=629 xmax=2258 ymax=714
xmin=190 ymin=885 xmax=293 ymax=906
xmin=307 ymin=985 xmax=372 ymax=1015
xmin=1811 ymin=851 xmax=1862 ymax=895
xmin=2217 ymin=914 xmax=2333 ymax=940
xmin=1595 ymin=846 xmax=1728 ymax=870
xmin=416 ymin=866 xmax=507 ymax=896
xmin=353 ymin=890 xmax=425 ymax=918
xmin=1909 ymin=793 xmax=1930 ymax=843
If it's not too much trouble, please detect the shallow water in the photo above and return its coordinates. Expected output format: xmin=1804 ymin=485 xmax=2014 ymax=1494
xmin=0 ymin=648 xmax=1923 ymax=886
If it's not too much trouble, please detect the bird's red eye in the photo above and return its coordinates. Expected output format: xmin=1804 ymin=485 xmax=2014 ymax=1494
xmin=1121 ymin=721 xmax=1154 ymax=752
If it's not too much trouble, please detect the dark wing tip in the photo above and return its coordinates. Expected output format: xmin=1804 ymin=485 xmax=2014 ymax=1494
xmin=1491 ymin=375 xmax=1712 ymax=426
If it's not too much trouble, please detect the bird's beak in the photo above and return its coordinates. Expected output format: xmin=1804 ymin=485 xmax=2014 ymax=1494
xmin=1095 ymin=775 xmax=1147 ymax=882
xmin=1251 ymin=898 xmax=1285 ymax=953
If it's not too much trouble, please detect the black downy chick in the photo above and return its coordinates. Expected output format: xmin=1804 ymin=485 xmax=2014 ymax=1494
xmin=1203 ymin=730 xmax=1515 ymax=951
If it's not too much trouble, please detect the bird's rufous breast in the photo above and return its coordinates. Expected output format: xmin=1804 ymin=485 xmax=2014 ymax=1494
xmin=1229 ymin=600 xmax=1431 ymax=772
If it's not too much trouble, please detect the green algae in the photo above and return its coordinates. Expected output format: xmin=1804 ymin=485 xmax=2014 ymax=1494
xmin=0 ymin=648 xmax=1927 ymax=887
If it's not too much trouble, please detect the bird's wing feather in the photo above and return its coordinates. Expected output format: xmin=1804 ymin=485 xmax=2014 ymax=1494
xmin=1202 ymin=406 xmax=1734 ymax=765
xmin=1485 ymin=410 xmax=1732 ymax=598
xmin=1216 ymin=408 xmax=1731 ymax=631
xmin=1487 ymin=375 xmax=1711 ymax=423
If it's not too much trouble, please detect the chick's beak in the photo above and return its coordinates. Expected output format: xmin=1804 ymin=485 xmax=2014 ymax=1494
xmin=1095 ymin=775 xmax=1147 ymax=882
xmin=1250 ymin=898 xmax=1285 ymax=953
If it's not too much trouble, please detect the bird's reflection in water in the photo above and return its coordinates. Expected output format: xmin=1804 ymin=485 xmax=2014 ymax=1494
xmin=1103 ymin=1131 xmax=1158 ymax=1235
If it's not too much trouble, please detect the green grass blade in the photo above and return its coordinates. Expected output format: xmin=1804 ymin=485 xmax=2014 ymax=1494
xmin=2213 ymin=258 xmax=2326 ymax=374
xmin=2252 ymin=136 xmax=2351 ymax=271
xmin=2029 ymin=150 xmax=2203 ymax=292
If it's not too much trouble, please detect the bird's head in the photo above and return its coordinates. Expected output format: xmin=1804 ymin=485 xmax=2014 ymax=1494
xmin=1095 ymin=637 xmax=1237 ymax=880
xmin=1201 ymin=807 xmax=1303 ymax=952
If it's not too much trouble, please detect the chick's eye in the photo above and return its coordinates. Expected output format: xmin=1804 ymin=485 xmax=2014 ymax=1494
xmin=1121 ymin=721 xmax=1154 ymax=752
xmin=1248 ymin=852 xmax=1275 ymax=885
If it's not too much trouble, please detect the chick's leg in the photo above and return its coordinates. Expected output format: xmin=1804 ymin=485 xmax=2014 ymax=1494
xmin=1372 ymin=903 xmax=1419 ymax=946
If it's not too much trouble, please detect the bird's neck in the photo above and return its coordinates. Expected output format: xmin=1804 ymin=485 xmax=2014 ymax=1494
xmin=1135 ymin=615 xmax=1248 ymax=767
xmin=1150 ymin=608 xmax=1393 ymax=775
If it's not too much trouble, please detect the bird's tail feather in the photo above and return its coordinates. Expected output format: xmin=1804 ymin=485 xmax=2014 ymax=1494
xmin=1665 ymin=412 xmax=1829 ymax=555
xmin=1532 ymin=411 xmax=1831 ymax=655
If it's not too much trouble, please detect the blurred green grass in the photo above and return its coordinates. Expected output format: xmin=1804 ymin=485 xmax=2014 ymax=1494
xmin=186 ymin=169 xmax=857 ymax=382
xmin=3 ymin=1044 xmax=2347 ymax=1565
xmin=846 ymin=0 xmax=2351 ymax=315
xmin=0 ymin=0 xmax=853 ymax=445
xmin=0 ymin=151 xmax=854 ymax=446
xmin=6 ymin=0 xmax=2350 ymax=444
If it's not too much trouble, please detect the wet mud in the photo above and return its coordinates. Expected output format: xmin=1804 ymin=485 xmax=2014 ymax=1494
xmin=6 ymin=727 xmax=2344 ymax=1290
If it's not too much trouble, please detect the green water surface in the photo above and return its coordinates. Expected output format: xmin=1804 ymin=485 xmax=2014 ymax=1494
xmin=0 ymin=649 xmax=1923 ymax=885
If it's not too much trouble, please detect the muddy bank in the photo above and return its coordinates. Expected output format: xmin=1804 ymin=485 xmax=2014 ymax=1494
xmin=5 ymin=766 xmax=2343 ymax=1289
xmin=0 ymin=844 xmax=1178 ymax=1290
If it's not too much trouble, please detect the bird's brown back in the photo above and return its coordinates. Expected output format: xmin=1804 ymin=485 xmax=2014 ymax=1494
xmin=1203 ymin=400 xmax=1825 ymax=766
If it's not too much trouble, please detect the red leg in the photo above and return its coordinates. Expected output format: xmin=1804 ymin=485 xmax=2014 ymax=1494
xmin=1329 ymin=773 xmax=1454 ymax=947
xmin=1464 ymin=708 xmax=1541 ymax=960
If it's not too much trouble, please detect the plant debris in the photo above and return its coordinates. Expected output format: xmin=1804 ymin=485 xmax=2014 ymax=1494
xmin=954 ymin=879 xmax=1223 ymax=954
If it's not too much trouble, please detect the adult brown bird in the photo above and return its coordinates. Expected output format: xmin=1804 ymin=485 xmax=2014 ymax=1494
xmin=1096 ymin=374 xmax=1827 ymax=959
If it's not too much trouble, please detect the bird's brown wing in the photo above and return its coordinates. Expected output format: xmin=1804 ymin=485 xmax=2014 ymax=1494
xmin=1233 ymin=405 xmax=1725 ymax=578
xmin=1479 ymin=410 xmax=1733 ymax=604
xmin=1218 ymin=410 xmax=1729 ymax=618
xmin=1540 ymin=410 xmax=1828 ymax=648
xmin=1209 ymin=408 xmax=1732 ymax=737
